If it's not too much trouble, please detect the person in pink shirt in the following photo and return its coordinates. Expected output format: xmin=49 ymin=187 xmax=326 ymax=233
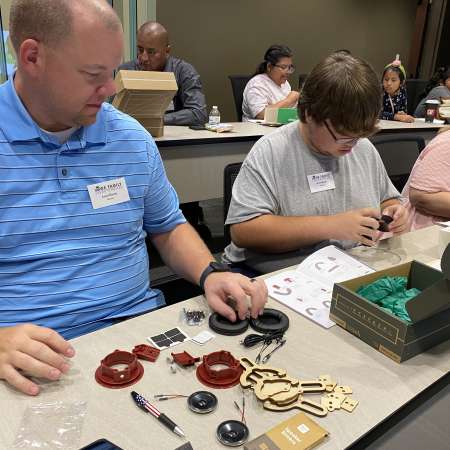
xmin=402 ymin=127 xmax=450 ymax=230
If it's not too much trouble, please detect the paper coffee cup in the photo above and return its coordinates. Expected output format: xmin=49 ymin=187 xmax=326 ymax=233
xmin=425 ymin=99 xmax=440 ymax=123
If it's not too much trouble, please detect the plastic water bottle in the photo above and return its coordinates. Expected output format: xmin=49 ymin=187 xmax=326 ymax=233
xmin=209 ymin=106 xmax=221 ymax=125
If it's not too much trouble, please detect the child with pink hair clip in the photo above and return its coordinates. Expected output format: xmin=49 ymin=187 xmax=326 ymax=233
xmin=380 ymin=54 xmax=415 ymax=122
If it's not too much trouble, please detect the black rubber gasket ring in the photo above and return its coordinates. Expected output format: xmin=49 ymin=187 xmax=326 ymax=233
xmin=249 ymin=308 xmax=289 ymax=334
xmin=208 ymin=313 xmax=249 ymax=336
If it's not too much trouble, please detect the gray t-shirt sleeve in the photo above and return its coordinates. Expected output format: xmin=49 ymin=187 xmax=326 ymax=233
xmin=226 ymin=138 xmax=279 ymax=225
xmin=414 ymin=85 xmax=450 ymax=117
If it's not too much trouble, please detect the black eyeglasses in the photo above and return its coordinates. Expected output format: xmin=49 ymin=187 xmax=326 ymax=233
xmin=324 ymin=121 xmax=360 ymax=146
xmin=273 ymin=64 xmax=295 ymax=74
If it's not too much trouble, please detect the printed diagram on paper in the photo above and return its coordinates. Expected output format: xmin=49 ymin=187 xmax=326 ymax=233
xmin=265 ymin=246 xmax=374 ymax=328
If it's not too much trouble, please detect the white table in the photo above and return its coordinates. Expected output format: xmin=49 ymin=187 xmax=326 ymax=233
xmin=0 ymin=227 xmax=448 ymax=450
xmin=155 ymin=121 xmax=444 ymax=203
xmin=376 ymin=118 xmax=445 ymax=138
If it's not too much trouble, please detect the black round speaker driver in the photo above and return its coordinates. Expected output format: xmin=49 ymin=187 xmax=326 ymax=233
xmin=216 ymin=420 xmax=249 ymax=447
xmin=209 ymin=312 xmax=249 ymax=336
xmin=187 ymin=390 xmax=218 ymax=414
xmin=249 ymin=308 xmax=289 ymax=334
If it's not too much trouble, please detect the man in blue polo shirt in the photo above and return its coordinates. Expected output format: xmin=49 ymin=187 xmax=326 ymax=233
xmin=0 ymin=0 xmax=267 ymax=396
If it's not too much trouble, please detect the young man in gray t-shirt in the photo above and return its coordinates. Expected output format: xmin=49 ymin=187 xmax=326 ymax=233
xmin=224 ymin=53 xmax=408 ymax=269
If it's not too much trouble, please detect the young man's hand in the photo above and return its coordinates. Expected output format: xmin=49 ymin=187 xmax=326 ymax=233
xmin=330 ymin=208 xmax=381 ymax=246
xmin=382 ymin=203 xmax=408 ymax=234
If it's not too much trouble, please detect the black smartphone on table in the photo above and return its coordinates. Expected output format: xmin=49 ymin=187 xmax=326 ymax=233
xmin=79 ymin=438 xmax=123 ymax=450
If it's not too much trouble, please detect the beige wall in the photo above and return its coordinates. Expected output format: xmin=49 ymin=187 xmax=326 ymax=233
xmin=137 ymin=0 xmax=156 ymax=27
xmin=0 ymin=0 xmax=15 ymax=78
xmin=157 ymin=0 xmax=417 ymax=121
xmin=0 ymin=0 xmax=12 ymax=27
xmin=0 ymin=0 xmax=156 ymax=64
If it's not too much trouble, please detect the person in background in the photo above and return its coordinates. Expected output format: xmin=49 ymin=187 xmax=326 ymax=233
xmin=0 ymin=0 xmax=267 ymax=396
xmin=119 ymin=21 xmax=207 ymax=126
xmin=242 ymin=45 xmax=300 ymax=121
xmin=380 ymin=55 xmax=414 ymax=123
xmin=402 ymin=127 xmax=450 ymax=230
xmin=120 ymin=21 xmax=210 ymax=238
xmin=224 ymin=52 xmax=408 ymax=270
xmin=414 ymin=66 xmax=450 ymax=118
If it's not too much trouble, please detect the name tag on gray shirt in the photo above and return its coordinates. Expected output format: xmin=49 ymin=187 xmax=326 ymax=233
xmin=307 ymin=171 xmax=336 ymax=193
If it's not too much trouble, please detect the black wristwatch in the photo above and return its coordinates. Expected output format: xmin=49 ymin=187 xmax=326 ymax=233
xmin=199 ymin=261 xmax=231 ymax=291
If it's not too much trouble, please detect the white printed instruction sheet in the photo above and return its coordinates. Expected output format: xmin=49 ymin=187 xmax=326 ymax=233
xmin=265 ymin=245 xmax=374 ymax=328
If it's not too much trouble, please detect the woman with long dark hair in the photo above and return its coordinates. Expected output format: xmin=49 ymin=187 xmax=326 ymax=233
xmin=242 ymin=44 xmax=299 ymax=121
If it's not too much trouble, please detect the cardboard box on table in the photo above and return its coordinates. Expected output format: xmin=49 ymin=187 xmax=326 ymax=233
xmin=264 ymin=107 xmax=298 ymax=124
xmin=244 ymin=412 xmax=328 ymax=450
xmin=112 ymin=70 xmax=177 ymax=137
xmin=330 ymin=244 xmax=450 ymax=363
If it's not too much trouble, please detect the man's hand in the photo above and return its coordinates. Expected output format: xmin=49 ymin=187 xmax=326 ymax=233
xmin=0 ymin=324 xmax=75 ymax=396
xmin=382 ymin=203 xmax=408 ymax=234
xmin=330 ymin=208 xmax=381 ymax=246
xmin=204 ymin=272 xmax=268 ymax=322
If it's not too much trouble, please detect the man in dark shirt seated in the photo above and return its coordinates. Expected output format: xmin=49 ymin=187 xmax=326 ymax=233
xmin=119 ymin=21 xmax=207 ymax=126
xmin=120 ymin=21 xmax=209 ymax=237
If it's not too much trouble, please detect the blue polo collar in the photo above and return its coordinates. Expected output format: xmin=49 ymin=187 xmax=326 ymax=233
xmin=0 ymin=75 xmax=107 ymax=149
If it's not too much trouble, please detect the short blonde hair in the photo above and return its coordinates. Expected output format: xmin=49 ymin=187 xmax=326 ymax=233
xmin=9 ymin=0 xmax=121 ymax=52
xmin=10 ymin=0 xmax=72 ymax=52
xmin=299 ymin=53 xmax=381 ymax=136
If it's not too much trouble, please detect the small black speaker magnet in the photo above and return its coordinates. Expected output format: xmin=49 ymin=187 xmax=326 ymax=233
xmin=187 ymin=391 xmax=218 ymax=414
xmin=216 ymin=420 xmax=249 ymax=447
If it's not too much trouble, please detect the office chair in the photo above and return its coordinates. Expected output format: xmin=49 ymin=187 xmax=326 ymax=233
xmin=228 ymin=75 xmax=252 ymax=121
xmin=405 ymin=79 xmax=428 ymax=115
xmin=223 ymin=162 xmax=243 ymax=245
xmin=370 ymin=134 xmax=426 ymax=192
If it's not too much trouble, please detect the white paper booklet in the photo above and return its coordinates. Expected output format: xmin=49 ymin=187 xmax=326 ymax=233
xmin=436 ymin=220 xmax=450 ymax=227
xmin=265 ymin=245 xmax=374 ymax=328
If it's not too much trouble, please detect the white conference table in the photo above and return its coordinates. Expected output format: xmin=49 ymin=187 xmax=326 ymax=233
xmin=155 ymin=120 xmax=445 ymax=203
xmin=0 ymin=226 xmax=448 ymax=449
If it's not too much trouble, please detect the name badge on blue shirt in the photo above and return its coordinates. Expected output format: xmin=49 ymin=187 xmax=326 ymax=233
xmin=87 ymin=177 xmax=130 ymax=209
xmin=307 ymin=171 xmax=335 ymax=193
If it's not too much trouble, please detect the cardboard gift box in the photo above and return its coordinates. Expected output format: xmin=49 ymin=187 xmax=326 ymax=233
xmin=112 ymin=70 xmax=178 ymax=137
xmin=264 ymin=107 xmax=298 ymax=124
xmin=330 ymin=244 xmax=450 ymax=363
xmin=244 ymin=412 xmax=328 ymax=450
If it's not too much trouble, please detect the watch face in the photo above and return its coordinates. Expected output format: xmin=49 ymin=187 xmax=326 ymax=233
xmin=210 ymin=262 xmax=230 ymax=272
